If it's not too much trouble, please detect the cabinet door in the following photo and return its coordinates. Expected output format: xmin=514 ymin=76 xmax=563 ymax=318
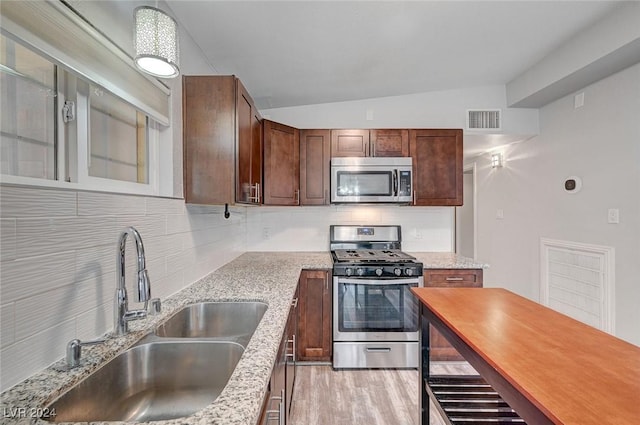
xmin=300 ymin=130 xmax=330 ymax=205
xmin=331 ymin=129 xmax=370 ymax=157
xmin=370 ymin=129 xmax=409 ymax=157
xmin=409 ymin=129 xmax=463 ymax=206
xmin=263 ymin=120 xmax=300 ymax=205
xmin=236 ymin=79 xmax=262 ymax=204
xmin=183 ymin=76 xmax=235 ymax=204
xmin=424 ymin=269 xmax=483 ymax=361
xmin=297 ymin=270 xmax=332 ymax=362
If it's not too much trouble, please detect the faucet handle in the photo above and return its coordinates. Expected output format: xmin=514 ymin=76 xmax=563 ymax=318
xmin=148 ymin=298 xmax=161 ymax=315
xmin=66 ymin=337 xmax=106 ymax=368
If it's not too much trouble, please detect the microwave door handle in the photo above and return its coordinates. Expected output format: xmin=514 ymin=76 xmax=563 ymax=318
xmin=393 ymin=170 xmax=398 ymax=197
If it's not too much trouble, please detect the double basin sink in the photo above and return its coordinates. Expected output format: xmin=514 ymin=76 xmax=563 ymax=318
xmin=45 ymin=301 xmax=268 ymax=423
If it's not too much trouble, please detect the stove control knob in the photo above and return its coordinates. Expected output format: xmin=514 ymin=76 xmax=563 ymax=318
xmin=357 ymin=268 xmax=365 ymax=276
xmin=394 ymin=268 xmax=402 ymax=276
xmin=404 ymin=268 xmax=414 ymax=277
xmin=345 ymin=268 xmax=353 ymax=277
xmin=375 ymin=268 xmax=383 ymax=277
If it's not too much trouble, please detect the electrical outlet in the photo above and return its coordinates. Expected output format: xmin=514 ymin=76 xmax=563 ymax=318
xmin=607 ymin=209 xmax=619 ymax=224
xmin=496 ymin=209 xmax=504 ymax=220
xmin=262 ymin=227 xmax=271 ymax=239
xmin=413 ymin=228 xmax=423 ymax=240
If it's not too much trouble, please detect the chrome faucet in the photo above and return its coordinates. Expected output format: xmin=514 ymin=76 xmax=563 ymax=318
xmin=114 ymin=226 xmax=152 ymax=335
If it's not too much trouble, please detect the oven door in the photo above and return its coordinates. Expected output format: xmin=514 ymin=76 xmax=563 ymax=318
xmin=333 ymin=276 xmax=422 ymax=342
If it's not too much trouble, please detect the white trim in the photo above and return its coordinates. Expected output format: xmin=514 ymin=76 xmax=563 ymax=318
xmin=540 ymin=237 xmax=615 ymax=335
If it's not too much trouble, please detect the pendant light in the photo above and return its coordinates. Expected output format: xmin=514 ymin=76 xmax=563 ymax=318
xmin=134 ymin=6 xmax=180 ymax=78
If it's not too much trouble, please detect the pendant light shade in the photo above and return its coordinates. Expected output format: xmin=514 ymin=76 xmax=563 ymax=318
xmin=134 ymin=6 xmax=179 ymax=78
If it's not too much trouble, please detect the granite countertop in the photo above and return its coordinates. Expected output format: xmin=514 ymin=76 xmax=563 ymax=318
xmin=0 ymin=252 xmax=332 ymax=425
xmin=409 ymin=252 xmax=489 ymax=269
xmin=0 ymin=250 xmax=485 ymax=425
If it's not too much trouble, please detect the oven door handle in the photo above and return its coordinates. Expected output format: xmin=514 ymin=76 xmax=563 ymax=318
xmin=336 ymin=277 xmax=421 ymax=285
xmin=393 ymin=170 xmax=398 ymax=197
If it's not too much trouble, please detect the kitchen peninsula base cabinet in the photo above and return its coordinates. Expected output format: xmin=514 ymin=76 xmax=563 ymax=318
xmin=297 ymin=270 xmax=332 ymax=362
xmin=424 ymin=269 xmax=483 ymax=361
xmin=409 ymin=129 xmax=463 ymax=206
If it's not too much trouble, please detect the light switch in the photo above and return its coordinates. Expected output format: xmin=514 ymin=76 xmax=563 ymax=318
xmin=607 ymin=209 xmax=619 ymax=224
xmin=496 ymin=209 xmax=504 ymax=220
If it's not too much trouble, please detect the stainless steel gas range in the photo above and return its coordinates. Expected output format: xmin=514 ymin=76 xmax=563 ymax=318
xmin=330 ymin=225 xmax=423 ymax=369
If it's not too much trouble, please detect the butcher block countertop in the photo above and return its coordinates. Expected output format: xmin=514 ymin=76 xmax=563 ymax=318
xmin=412 ymin=287 xmax=640 ymax=425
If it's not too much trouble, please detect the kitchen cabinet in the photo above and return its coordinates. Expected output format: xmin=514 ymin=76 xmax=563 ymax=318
xmin=409 ymin=129 xmax=463 ymax=206
xmin=183 ymin=75 xmax=262 ymax=205
xmin=331 ymin=129 xmax=409 ymax=157
xmin=299 ymin=130 xmax=331 ymax=205
xmin=183 ymin=76 xmax=236 ymax=204
xmin=263 ymin=120 xmax=300 ymax=205
xmin=259 ymin=329 xmax=286 ymax=425
xmin=330 ymin=129 xmax=370 ymax=157
xmin=423 ymin=269 xmax=483 ymax=361
xmin=259 ymin=287 xmax=298 ymax=425
xmin=236 ymin=79 xmax=263 ymax=204
xmin=369 ymin=129 xmax=409 ymax=157
xmin=297 ymin=269 xmax=332 ymax=362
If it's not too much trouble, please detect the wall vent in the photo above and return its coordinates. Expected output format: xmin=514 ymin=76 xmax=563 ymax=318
xmin=467 ymin=109 xmax=501 ymax=130
xmin=540 ymin=238 xmax=615 ymax=334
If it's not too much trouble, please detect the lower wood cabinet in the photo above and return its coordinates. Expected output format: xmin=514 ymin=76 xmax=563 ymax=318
xmin=259 ymin=287 xmax=298 ymax=425
xmin=297 ymin=269 xmax=332 ymax=362
xmin=424 ymin=269 xmax=483 ymax=361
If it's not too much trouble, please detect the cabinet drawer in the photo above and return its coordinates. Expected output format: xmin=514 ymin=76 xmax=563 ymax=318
xmin=424 ymin=269 xmax=483 ymax=287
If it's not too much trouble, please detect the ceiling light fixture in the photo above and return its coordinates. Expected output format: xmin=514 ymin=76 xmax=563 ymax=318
xmin=134 ymin=6 xmax=180 ymax=78
xmin=491 ymin=153 xmax=504 ymax=168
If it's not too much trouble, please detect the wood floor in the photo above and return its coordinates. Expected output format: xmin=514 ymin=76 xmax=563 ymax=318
xmin=289 ymin=363 xmax=477 ymax=425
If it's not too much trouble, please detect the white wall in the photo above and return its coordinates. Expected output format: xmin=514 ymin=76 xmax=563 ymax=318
xmin=474 ymin=63 xmax=640 ymax=345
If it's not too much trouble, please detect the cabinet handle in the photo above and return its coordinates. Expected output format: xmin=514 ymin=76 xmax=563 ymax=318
xmin=291 ymin=297 xmax=298 ymax=308
xmin=371 ymin=141 xmax=376 ymax=157
xmin=257 ymin=183 xmax=261 ymax=204
xmin=286 ymin=334 xmax=296 ymax=361
xmin=294 ymin=189 xmax=300 ymax=205
xmin=248 ymin=183 xmax=261 ymax=203
xmin=413 ymin=190 xmax=416 ymax=206
xmin=445 ymin=277 xmax=464 ymax=281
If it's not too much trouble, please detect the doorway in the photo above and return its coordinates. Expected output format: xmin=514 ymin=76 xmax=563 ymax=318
xmin=455 ymin=163 xmax=476 ymax=259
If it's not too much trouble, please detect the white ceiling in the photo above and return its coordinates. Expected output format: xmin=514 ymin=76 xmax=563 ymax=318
xmin=166 ymin=1 xmax=620 ymax=110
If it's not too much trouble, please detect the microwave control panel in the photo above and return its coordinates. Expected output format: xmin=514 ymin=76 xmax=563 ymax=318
xmin=398 ymin=171 xmax=411 ymax=196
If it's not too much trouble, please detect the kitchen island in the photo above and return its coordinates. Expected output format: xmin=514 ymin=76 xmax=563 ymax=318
xmin=412 ymin=287 xmax=640 ymax=425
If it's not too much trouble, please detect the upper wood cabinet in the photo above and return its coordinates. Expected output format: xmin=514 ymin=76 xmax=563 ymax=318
xmin=409 ymin=129 xmax=463 ymax=206
xmin=263 ymin=120 xmax=300 ymax=205
xmin=236 ymin=80 xmax=263 ymax=204
xmin=183 ymin=76 xmax=236 ymax=205
xmin=183 ymin=75 xmax=261 ymax=205
xmin=300 ymin=129 xmax=331 ymax=205
xmin=330 ymin=129 xmax=370 ymax=157
xmin=369 ymin=129 xmax=409 ymax=157
xmin=331 ymin=129 xmax=409 ymax=157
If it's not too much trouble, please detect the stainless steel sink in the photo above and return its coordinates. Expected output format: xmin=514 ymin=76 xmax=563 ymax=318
xmin=155 ymin=301 xmax=268 ymax=347
xmin=44 ymin=341 xmax=244 ymax=422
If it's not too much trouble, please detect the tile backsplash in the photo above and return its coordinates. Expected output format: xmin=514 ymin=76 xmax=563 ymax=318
xmin=0 ymin=185 xmax=453 ymax=391
xmin=0 ymin=185 xmax=246 ymax=391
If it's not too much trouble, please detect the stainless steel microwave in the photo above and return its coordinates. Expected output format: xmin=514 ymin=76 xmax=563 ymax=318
xmin=330 ymin=157 xmax=413 ymax=203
